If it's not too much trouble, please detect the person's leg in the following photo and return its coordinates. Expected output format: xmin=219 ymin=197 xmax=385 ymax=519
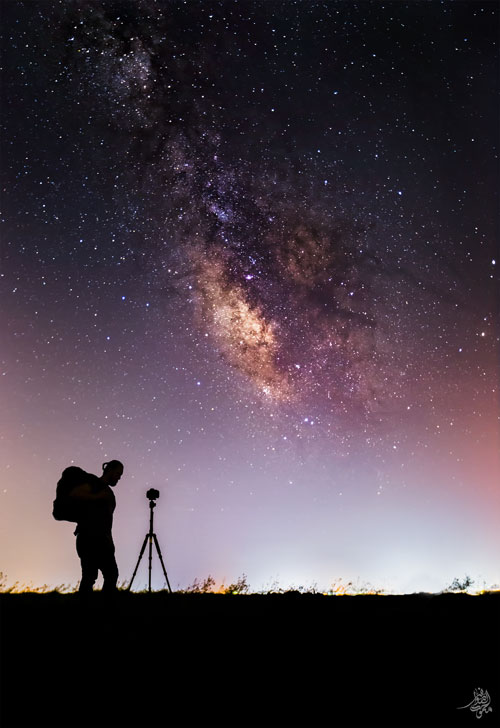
xmin=76 ymin=532 xmax=99 ymax=593
xmin=100 ymin=537 xmax=119 ymax=593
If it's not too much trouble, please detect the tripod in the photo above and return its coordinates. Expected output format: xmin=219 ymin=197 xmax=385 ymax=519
xmin=128 ymin=497 xmax=172 ymax=593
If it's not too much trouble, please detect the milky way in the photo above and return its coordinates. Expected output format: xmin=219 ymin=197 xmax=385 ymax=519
xmin=58 ymin=0 xmax=418 ymax=434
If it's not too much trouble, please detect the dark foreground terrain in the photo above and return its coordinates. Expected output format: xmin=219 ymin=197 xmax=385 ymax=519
xmin=1 ymin=591 xmax=498 ymax=728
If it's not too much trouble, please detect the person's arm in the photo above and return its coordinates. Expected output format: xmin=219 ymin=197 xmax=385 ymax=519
xmin=71 ymin=480 xmax=107 ymax=501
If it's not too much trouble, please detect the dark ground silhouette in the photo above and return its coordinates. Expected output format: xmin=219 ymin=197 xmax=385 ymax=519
xmin=1 ymin=592 xmax=498 ymax=728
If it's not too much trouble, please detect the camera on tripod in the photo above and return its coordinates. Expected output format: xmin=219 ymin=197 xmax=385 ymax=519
xmin=128 ymin=486 xmax=171 ymax=593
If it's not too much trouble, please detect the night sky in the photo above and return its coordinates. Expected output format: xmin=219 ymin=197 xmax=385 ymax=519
xmin=2 ymin=0 xmax=499 ymax=593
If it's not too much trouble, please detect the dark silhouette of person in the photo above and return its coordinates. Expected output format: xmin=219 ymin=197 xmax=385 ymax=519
xmin=73 ymin=460 xmax=124 ymax=594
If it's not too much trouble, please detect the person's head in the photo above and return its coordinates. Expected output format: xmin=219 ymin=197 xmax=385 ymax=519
xmin=101 ymin=460 xmax=124 ymax=487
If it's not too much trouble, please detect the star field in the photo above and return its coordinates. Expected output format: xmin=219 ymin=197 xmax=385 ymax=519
xmin=1 ymin=1 xmax=499 ymax=593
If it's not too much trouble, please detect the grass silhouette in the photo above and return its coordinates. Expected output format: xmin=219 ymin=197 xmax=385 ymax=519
xmin=1 ymin=569 xmax=498 ymax=596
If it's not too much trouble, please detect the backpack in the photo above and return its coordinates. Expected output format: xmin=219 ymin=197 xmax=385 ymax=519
xmin=52 ymin=466 xmax=95 ymax=522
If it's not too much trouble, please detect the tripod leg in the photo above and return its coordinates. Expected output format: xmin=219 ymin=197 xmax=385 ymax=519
xmin=153 ymin=534 xmax=172 ymax=593
xmin=148 ymin=534 xmax=153 ymax=593
xmin=127 ymin=534 xmax=149 ymax=591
